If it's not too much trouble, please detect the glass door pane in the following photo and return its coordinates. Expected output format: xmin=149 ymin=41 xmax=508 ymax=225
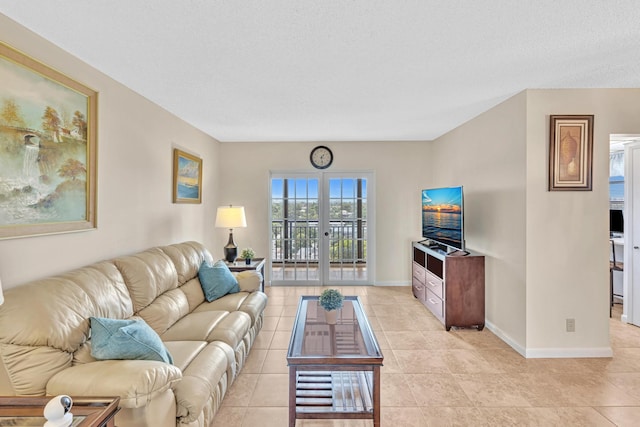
xmin=324 ymin=174 xmax=372 ymax=285
xmin=270 ymin=175 xmax=321 ymax=285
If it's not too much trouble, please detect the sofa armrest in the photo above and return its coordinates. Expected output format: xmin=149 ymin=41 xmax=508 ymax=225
xmin=46 ymin=360 xmax=182 ymax=409
xmin=234 ymin=270 xmax=262 ymax=292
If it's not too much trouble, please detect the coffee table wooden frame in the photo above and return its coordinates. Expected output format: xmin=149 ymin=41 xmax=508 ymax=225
xmin=287 ymin=296 xmax=383 ymax=426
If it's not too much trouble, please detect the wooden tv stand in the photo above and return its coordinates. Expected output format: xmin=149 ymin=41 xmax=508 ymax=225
xmin=411 ymin=241 xmax=485 ymax=330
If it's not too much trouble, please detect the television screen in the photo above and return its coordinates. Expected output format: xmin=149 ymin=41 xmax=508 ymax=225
xmin=422 ymin=186 xmax=464 ymax=251
xmin=610 ymin=209 xmax=624 ymax=235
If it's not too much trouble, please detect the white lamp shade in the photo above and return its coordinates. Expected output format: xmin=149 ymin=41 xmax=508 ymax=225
xmin=0 ymin=276 xmax=3 ymax=305
xmin=215 ymin=206 xmax=247 ymax=229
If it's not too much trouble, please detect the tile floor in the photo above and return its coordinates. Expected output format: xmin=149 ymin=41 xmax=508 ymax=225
xmin=212 ymin=286 xmax=640 ymax=426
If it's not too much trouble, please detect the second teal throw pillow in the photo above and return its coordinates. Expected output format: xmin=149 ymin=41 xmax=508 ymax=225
xmin=198 ymin=260 xmax=240 ymax=302
xmin=90 ymin=317 xmax=173 ymax=364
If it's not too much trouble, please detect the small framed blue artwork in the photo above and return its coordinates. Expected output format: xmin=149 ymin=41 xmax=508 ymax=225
xmin=173 ymin=149 xmax=202 ymax=204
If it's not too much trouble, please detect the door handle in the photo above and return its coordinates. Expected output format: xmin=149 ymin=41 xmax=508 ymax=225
xmin=635 ymin=246 xmax=639 ymax=249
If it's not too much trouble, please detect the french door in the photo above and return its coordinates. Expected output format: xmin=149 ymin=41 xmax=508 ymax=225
xmin=269 ymin=172 xmax=374 ymax=286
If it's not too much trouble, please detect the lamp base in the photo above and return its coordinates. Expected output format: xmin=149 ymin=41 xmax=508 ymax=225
xmin=224 ymin=231 xmax=238 ymax=263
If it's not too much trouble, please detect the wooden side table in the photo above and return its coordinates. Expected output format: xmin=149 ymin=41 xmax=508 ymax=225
xmin=228 ymin=257 xmax=265 ymax=292
xmin=0 ymin=396 xmax=119 ymax=427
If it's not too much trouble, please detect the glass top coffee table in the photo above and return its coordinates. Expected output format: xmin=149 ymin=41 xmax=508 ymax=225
xmin=287 ymin=296 xmax=383 ymax=427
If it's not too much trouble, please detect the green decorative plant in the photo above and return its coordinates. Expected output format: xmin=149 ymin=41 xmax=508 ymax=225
xmin=240 ymin=248 xmax=255 ymax=260
xmin=319 ymin=289 xmax=344 ymax=311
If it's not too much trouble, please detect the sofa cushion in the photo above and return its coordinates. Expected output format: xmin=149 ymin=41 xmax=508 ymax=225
xmin=90 ymin=317 xmax=173 ymax=364
xmin=163 ymin=341 xmax=208 ymax=372
xmin=180 ymin=277 xmax=207 ymax=311
xmin=206 ymin=311 xmax=251 ymax=350
xmin=0 ymin=262 xmax=132 ymax=353
xmin=160 ymin=311 xmax=228 ymax=342
xmin=0 ymin=343 xmax=72 ymax=395
xmin=198 ymin=260 xmax=239 ymax=302
xmin=160 ymin=241 xmax=213 ymax=285
xmin=114 ymin=248 xmax=179 ymax=312
xmin=195 ymin=291 xmax=248 ymax=313
xmin=137 ymin=288 xmax=190 ymax=335
xmin=162 ymin=311 xmax=250 ymax=354
xmin=46 ymin=359 xmax=182 ymax=409
xmin=194 ymin=291 xmax=267 ymax=325
xmin=235 ymin=270 xmax=263 ymax=292
xmin=238 ymin=292 xmax=268 ymax=324
xmin=172 ymin=341 xmax=236 ymax=423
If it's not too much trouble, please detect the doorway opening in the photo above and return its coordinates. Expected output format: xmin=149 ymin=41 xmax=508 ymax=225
xmin=610 ymin=134 xmax=640 ymax=326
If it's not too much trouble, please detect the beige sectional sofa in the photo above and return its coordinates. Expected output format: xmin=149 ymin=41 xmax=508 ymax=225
xmin=0 ymin=241 xmax=267 ymax=427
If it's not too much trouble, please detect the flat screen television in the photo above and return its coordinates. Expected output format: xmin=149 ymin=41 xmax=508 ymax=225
xmin=610 ymin=209 xmax=624 ymax=235
xmin=422 ymin=186 xmax=465 ymax=252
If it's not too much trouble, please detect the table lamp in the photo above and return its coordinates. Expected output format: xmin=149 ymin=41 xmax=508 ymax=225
xmin=215 ymin=205 xmax=247 ymax=263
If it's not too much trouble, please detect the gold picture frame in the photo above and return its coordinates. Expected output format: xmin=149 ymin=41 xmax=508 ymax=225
xmin=549 ymin=115 xmax=594 ymax=191
xmin=173 ymin=149 xmax=202 ymax=204
xmin=0 ymin=42 xmax=98 ymax=239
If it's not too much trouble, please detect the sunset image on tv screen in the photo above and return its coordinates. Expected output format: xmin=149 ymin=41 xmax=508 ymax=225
xmin=422 ymin=187 xmax=463 ymax=249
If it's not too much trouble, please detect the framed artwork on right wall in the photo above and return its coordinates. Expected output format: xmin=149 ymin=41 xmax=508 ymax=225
xmin=548 ymin=115 xmax=594 ymax=191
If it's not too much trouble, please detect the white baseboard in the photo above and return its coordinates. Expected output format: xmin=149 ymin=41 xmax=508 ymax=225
xmin=373 ymin=281 xmax=410 ymax=287
xmin=485 ymin=319 xmax=613 ymax=358
xmin=264 ymin=281 xmax=410 ymax=287
xmin=484 ymin=319 xmax=526 ymax=357
xmin=525 ymin=347 xmax=613 ymax=358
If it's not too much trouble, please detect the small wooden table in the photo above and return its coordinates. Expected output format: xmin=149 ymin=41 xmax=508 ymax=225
xmin=0 ymin=396 xmax=119 ymax=427
xmin=228 ymin=258 xmax=265 ymax=291
xmin=287 ymin=296 xmax=383 ymax=426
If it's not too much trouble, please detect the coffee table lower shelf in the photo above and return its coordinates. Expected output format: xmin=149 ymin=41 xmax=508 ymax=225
xmin=294 ymin=370 xmax=374 ymax=418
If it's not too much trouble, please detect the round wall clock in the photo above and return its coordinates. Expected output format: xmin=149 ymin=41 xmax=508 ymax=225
xmin=310 ymin=145 xmax=333 ymax=169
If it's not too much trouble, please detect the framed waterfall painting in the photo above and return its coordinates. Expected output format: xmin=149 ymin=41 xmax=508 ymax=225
xmin=548 ymin=115 xmax=593 ymax=191
xmin=173 ymin=149 xmax=202 ymax=204
xmin=0 ymin=42 xmax=98 ymax=239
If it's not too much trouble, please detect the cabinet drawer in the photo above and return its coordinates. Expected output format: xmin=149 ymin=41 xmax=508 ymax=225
xmin=425 ymin=289 xmax=444 ymax=324
xmin=425 ymin=271 xmax=443 ymax=299
xmin=412 ymin=281 xmax=425 ymax=301
xmin=412 ymin=262 xmax=426 ymax=284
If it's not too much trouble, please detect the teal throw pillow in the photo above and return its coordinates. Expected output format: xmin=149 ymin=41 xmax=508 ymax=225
xmin=90 ymin=317 xmax=173 ymax=364
xmin=198 ymin=260 xmax=240 ymax=302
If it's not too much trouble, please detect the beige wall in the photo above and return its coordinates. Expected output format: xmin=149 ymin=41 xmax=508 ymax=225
xmin=218 ymin=140 xmax=432 ymax=285
xmin=430 ymin=93 xmax=528 ymax=350
xmin=431 ymin=88 xmax=640 ymax=357
xmin=525 ymin=89 xmax=640 ymax=356
xmin=0 ymin=14 xmax=221 ymax=288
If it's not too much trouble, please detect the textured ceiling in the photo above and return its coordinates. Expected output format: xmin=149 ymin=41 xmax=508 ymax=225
xmin=1 ymin=1 xmax=640 ymax=142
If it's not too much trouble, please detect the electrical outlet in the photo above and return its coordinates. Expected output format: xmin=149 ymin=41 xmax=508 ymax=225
xmin=566 ymin=318 xmax=575 ymax=332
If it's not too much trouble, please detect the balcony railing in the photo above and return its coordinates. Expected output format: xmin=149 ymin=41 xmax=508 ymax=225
xmin=271 ymin=220 xmax=366 ymax=263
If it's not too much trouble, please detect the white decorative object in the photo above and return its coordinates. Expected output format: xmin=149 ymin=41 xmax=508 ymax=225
xmin=0 ymin=275 xmax=4 ymax=305
xmin=43 ymin=395 xmax=73 ymax=427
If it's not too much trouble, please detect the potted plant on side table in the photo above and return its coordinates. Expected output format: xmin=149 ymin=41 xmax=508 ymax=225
xmin=240 ymin=248 xmax=255 ymax=265
xmin=319 ymin=288 xmax=344 ymax=324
